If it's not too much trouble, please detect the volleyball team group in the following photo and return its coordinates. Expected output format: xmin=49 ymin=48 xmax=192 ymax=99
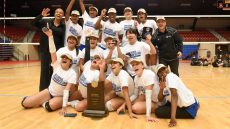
xmin=21 ymin=0 xmax=199 ymax=127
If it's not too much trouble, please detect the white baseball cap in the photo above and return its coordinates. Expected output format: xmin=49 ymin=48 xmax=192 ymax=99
xmin=109 ymin=58 xmax=124 ymax=67
xmin=61 ymin=53 xmax=73 ymax=61
xmin=124 ymin=7 xmax=132 ymax=12
xmin=154 ymin=64 xmax=167 ymax=74
xmin=108 ymin=8 xmax=117 ymax=13
xmin=89 ymin=6 xmax=98 ymax=13
xmin=71 ymin=10 xmax=80 ymax=16
xmin=156 ymin=16 xmax=166 ymax=21
xmin=137 ymin=8 xmax=146 ymax=14
xmin=130 ymin=58 xmax=144 ymax=65
xmin=89 ymin=31 xmax=99 ymax=39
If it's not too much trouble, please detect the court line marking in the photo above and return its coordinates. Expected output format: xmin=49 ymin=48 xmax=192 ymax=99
xmin=0 ymin=94 xmax=230 ymax=99
xmin=0 ymin=65 xmax=39 ymax=70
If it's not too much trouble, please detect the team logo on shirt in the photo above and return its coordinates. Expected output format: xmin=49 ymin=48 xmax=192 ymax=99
xmin=166 ymin=35 xmax=172 ymax=38
xmin=124 ymin=25 xmax=132 ymax=31
xmin=126 ymin=51 xmax=141 ymax=58
xmin=104 ymin=27 xmax=116 ymax=36
xmin=79 ymin=74 xmax=88 ymax=87
xmin=112 ymin=83 xmax=122 ymax=93
xmin=84 ymin=21 xmax=95 ymax=28
xmin=52 ymin=73 xmax=67 ymax=86
xmin=69 ymin=26 xmax=78 ymax=36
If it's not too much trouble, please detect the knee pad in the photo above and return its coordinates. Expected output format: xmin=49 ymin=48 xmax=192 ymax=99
xmin=105 ymin=101 xmax=114 ymax=111
xmin=21 ymin=96 xmax=31 ymax=109
xmin=44 ymin=101 xmax=53 ymax=112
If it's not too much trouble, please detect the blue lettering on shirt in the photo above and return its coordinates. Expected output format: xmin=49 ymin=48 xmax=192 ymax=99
xmin=72 ymin=58 xmax=78 ymax=64
xmin=124 ymin=25 xmax=132 ymax=31
xmin=112 ymin=83 xmax=122 ymax=93
xmin=79 ymin=74 xmax=88 ymax=87
xmin=126 ymin=51 xmax=141 ymax=58
xmin=69 ymin=26 xmax=78 ymax=36
xmin=84 ymin=21 xmax=95 ymax=28
xmin=52 ymin=73 xmax=67 ymax=86
xmin=104 ymin=27 xmax=116 ymax=36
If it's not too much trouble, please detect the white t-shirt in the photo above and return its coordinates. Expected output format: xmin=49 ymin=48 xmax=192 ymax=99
xmin=78 ymin=46 xmax=104 ymax=61
xmin=137 ymin=20 xmax=157 ymax=40
xmin=103 ymin=47 xmax=124 ymax=76
xmin=48 ymin=61 xmax=77 ymax=97
xmin=65 ymin=19 xmax=83 ymax=46
xmin=134 ymin=69 xmax=159 ymax=102
xmin=120 ymin=19 xmax=136 ymax=47
xmin=106 ymin=70 xmax=134 ymax=98
xmin=123 ymin=41 xmax=151 ymax=76
xmin=163 ymin=73 xmax=195 ymax=107
xmin=80 ymin=11 xmax=99 ymax=45
xmin=100 ymin=20 xmax=122 ymax=48
xmin=78 ymin=61 xmax=100 ymax=98
xmin=56 ymin=46 xmax=79 ymax=73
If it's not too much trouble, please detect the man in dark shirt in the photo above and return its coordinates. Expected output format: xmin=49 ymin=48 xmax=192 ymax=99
xmin=152 ymin=17 xmax=183 ymax=76
xmin=32 ymin=8 xmax=65 ymax=91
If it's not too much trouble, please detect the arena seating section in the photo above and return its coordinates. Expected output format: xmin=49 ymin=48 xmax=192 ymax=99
xmin=179 ymin=30 xmax=219 ymax=42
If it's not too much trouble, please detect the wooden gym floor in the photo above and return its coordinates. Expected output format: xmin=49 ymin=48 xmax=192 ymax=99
xmin=0 ymin=61 xmax=229 ymax=129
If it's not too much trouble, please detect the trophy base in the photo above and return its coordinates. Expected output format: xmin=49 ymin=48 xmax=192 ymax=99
xmin=82 ymin=110 xmax=109 ymax=117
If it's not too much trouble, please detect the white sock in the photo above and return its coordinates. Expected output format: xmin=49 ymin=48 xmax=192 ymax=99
xmin=42 ymin=101 xmax=48 ymax=108
xmin=67 ymin=100 xmax=79 ymax=108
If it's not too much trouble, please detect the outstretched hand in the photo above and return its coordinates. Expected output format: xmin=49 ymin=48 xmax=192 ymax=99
xmin=41 ymin=8 xmax=50 ymax=17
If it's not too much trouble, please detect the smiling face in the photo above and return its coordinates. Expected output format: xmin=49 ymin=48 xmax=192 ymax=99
xmin=90 ymin=36 xmax=98 ymax=49
xmin=54 ymin=8 xmax=64 ymax=20
xmin=124 ymin=10 xmax=132 ymax=20
xmin=71 ymin=14 xmax=79 ymax=24
xmin=131 ymin=62 xmax=144 ymax=76
xmin=89 ymin=8 xmax=97 ymax=18
xmin=60 ymin=56 xmax=72 ymax=70
xmin=108 ymin=13 xmax=116 ymax=23
xmin=156 ymin=19 xmax=166 ymax=32
xmin=67 ymin=36 xmax=77 ymax=49
xmin=111 ymin=61 xmax=122 ymax=75
xmin=105 ymin=38 xmax=116 ymax=49
xmin=126 ymin=31 xmax=137 ymax=45
xmin=157 ymin=67 xmax=168 ymax=81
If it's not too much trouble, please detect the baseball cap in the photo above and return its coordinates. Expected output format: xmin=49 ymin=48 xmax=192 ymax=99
xmin=130 ymin=58 xmax=144 ymax=65
xmin=89 ymin=31 xmax=99 ymax=39
xmin=71 ymin=10 xmax=80 ymax=16
xmin=108 ymin=8 xmax=117 ymax=13
xmin=104 ymin=36 xmax=114 ymax=42
xmin=109 ymin=58 xmax=124 ymax=67
xmin=89 ymin=6 xmax=98 ymax=13
xmin=93 ymin=54 xmax=101 ymax=60
xmin=137 ymin=8 xmax=146 ymax=14
xmin=156 ymin=16 xmax=166 ymax=21
xmin=155 ymin=64 xmax=167 ymax=74
xmin=61 ymin=53 xmax=73 ymax=61
xmin=67 ymin=35 xmax=78 ymax=41
xmin=124 ymin=7 xmax=132 ymax=12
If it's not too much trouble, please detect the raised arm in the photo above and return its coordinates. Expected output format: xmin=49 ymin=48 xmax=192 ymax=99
xmin=79 ymin=0 xmax=86 ymax=13
xmin=31 ymin=8 xmax=50 ymax=28
xmin=95 ymin=9 xmax=106 ymax=29
xmin=65 ymin=0 xmax=76 ymax=21
xmin=42 ymin=24 xmax=57 ymax=64
xmin=145 ymin=34 xmax=156 ymax=55
xmin=99 ymin=60 xmax=106 ymax=81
